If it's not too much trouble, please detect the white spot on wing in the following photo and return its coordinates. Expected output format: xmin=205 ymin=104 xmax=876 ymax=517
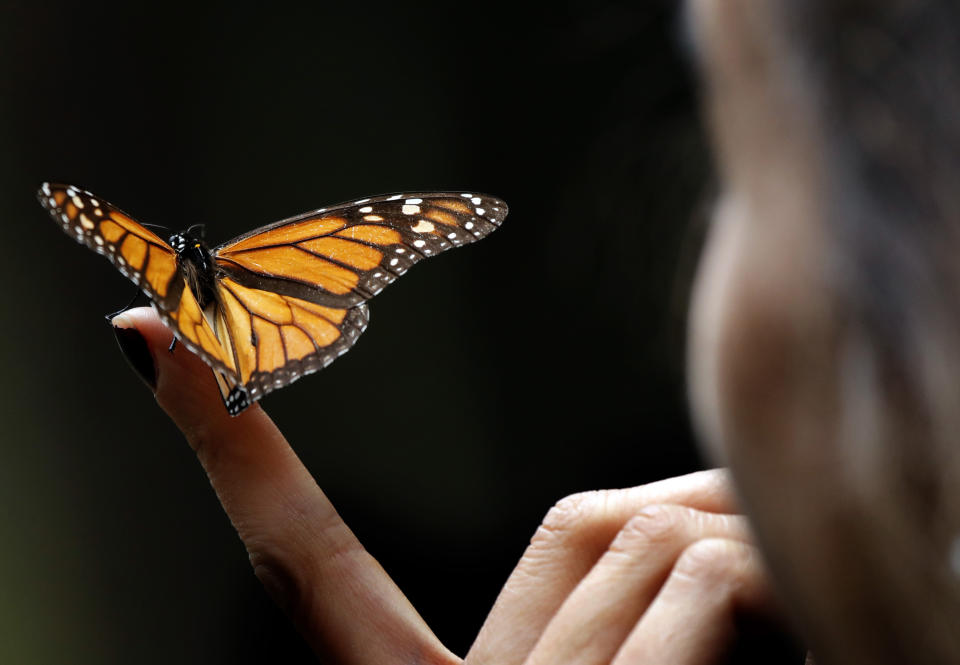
xmin=363 ymin=214 xmax=384 ymax=222
xmin=405 ymin=198 xmax=422 ymax=205
xmin=413 ymin=239 xmax=425 ymax=248
xmin=471 ymin=197 xmax=481 ymax=205
xmin=476 ymin=208 xmax=485 ymax=216
xmin=359 ymin=206 xmax=373 ymax=213
xmin=401 ymin=204 xmax=420 ymax=215
xmin=387 ymin=194 xmax=403 ymax=201
xmin=411 ymin=220 xmax=434 ymax=233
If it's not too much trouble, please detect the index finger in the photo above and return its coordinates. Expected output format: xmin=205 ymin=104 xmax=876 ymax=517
xmin=112 ymin=307 xmax=457 ymax=665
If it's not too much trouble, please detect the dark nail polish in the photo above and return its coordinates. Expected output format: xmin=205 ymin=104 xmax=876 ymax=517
xmin=113 ymin=326 xmax=157 ymax=391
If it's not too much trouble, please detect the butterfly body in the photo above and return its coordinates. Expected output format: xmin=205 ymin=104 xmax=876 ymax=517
xmin=169 ymin=231 xmax=219 ymax=310
xmin=39 ymin=182 xmax=507 ymax=415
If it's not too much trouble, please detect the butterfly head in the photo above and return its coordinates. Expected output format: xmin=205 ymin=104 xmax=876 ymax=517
xmin=168 ymin=229 xmax=210 ymax=254
xmin=169 ymin=228 xmax=215 ymax=281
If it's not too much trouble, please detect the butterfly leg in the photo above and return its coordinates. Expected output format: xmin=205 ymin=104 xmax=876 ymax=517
xmin=169 ymin=337 xmax=178 ymax=353
xmin=103 ymin=285 xmax=143 ymax=323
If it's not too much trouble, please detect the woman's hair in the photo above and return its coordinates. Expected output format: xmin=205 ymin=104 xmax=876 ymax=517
xmin=785 ymin=0 xmax=960 ymax=659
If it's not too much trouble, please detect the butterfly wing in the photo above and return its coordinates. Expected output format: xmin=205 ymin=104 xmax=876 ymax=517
xmin=212 ymin=192 xmax=508 ymax=308
xmin=39 ymin=182 xmax=240 ymax=381
xmin=210 ymin=277 xmax=370 ymax=413
xmin=41 ymin=184 xmax=507 ymax=417
xmin=38 ymin=182 xmax=183 ymax=311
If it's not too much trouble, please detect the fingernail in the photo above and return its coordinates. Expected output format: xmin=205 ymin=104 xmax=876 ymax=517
xmin=112 ymin=319 xmax=157 ymax=391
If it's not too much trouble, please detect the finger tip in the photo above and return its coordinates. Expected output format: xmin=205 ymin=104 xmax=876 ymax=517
xmin=109 ymin=308 xmax=275 ymax=436
xmin=110 ymin=308 xmax=221 ymax=419
xmin=111 ymin=307 xmax=169 ymax=342
xmin=112 ymin=317 xmax=159 ymax=392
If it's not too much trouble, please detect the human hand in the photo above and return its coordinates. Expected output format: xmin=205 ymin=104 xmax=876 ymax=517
xmin=112 ymin=307 xmax=804 ymax=664
xmin=466 ymin=472 xmax=805 ymax=665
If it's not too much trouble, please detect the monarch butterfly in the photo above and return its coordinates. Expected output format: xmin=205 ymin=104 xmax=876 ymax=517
xmin=38 ymin=182 xmax=507 ymax=415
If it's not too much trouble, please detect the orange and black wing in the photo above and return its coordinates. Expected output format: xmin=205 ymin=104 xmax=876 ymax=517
xmin=38 ymin=183 xmax=239 ymax=381
xmin=212 ymin=192 xmax=507 ymax=308
xmin=40 ymin=184 xmax=508 ymax=417
xmin=38 ymin=182 xmax=183 ymax=311
xmin=210 ymin=277 xmax=370 ymax=413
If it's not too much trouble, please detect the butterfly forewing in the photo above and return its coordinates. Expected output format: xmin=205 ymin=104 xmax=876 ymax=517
xmin=38 ymin=182 xmax=183 ymax=312
xmin=39 ymin=182 xmax=239 ymax=384
xmin=213 ymin=192 xmax=508 ymax=308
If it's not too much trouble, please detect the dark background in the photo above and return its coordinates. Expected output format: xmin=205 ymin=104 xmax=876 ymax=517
xmin=1 ymin=2 xmax=710 ymax=662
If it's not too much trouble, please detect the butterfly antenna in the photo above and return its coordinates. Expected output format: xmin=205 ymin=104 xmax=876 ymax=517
xmin=187 ymin=223 xmax=206 ymax=239
xmin=104 ymin=285 xmax=143 ymax=322
xmin=142 ymin=222 xmax=172 ymax=235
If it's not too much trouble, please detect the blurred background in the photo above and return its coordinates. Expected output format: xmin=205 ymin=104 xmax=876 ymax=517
xmin=1 ymin=1 xmax=711 ymax=662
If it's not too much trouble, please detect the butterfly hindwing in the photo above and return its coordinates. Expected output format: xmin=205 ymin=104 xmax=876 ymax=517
xmin=213 ymin=192 xmax=507 ymax=308
xmin=215 ymin=277 xmax=369 ymax=409
xmin=158 ymin=281 xmax=238 ymax=377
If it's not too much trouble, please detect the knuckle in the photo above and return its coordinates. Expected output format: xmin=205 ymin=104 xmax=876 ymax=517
xmin=611 ymin=504 xmax=685 ymax=552
xmin=541 ymin=491 xmax=602 ymax=532
xmin=244 ymin=509 xmax=364 ymax=621
xmin=248 ymin=538 xmax=310 ymax=615
xmin=532 ymin=490 xmax=608 ymax=548
xmin=672 ymin=538 xmax=752 ymax=590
